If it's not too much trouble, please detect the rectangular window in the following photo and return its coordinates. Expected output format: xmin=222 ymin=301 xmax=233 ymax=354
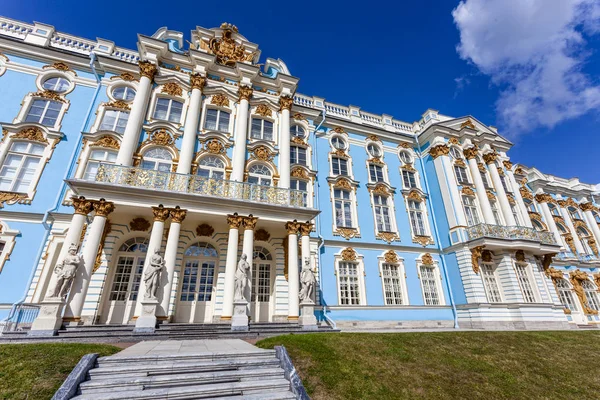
xmin=25 ymin=99 xmax=62 ymax=127
xmin=454 ymin=165 xmax=469 ymax=184
xmin=153 ymin=98 xmax=183 ymax=123
xmin=83 ymin=149 xmax=118 ymax=181
xmin=481 ymin=263 xmax=502 ymax=303
xmin=382 ymin=263 xmax=404 ymax=305
xmin=402 ymin=170 xmax=417 ymax=189
xmin=462 ymin=196 xmax=480 ymax=226
xmin=420 ymin=265 xmax=440 ymax=305
xmin=290 ymin=146 xmax=307 ymax=165
xmin=408 ymin=200 xmax=426 ymax=236
xmin=0 ymin=142 xmax=45 ymax=193
xmin=291 ymin=179 xmax=308 ymax=207
xmin=204 ymin=108 xmax=230 ymax=132
xmin=250 ymin=118 xmax=274 ymax=141
xmin=511 ymin=204 xmax=521 ymax=226
xmin=369 ymin=164 xmax=384 ymax=182
xmin=0 ymin=242 xmax=5 ymax=256
xmin=490 ymin=201 xmax=502 ymax=225
xmin=331 ymin=157 xmax=348 ymax=176
xmin=100 ymin=110 xmax=129 ymax=134
xmin=515 ymin=264 xmax=536 ymax=303
xmin=373 ymin=194 xmax=392 ymax=232
xmin=480 ymin=171 xmax=491 ymax=189
xmin=338 ymin=261 xmax=361 ymax=305
xmin=334 ymin=189 xmax=353 ymax=228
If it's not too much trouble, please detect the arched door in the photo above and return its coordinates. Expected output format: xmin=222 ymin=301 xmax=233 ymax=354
xmin=102 ymin=237 xmax=148 ymax=324
xmin=251 ymin=246 xmax=273 ymax=322
xmin=175 ymin=242 xmax=218 ymax=323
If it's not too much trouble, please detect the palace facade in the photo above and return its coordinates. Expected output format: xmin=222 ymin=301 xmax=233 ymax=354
xmin=0 ymin=16 xmax=599 ymax=331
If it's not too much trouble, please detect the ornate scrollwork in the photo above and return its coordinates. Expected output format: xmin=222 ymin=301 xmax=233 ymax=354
xmin=170 ymin=207 xmax=187 ymax=223
xmin=33 ymin=89 xmax=66 ymax=103
xmin=515 ymin=250 xmax=526 ymax=262
xmin=333 ymin=178 xmax=353 ymax=190
xmin=463 ymin=147 xmax=478 ymax=159
xmin=106 ymin=99 xmax=131 ymax=110
xmin=332 ymin=127 xmax=347 ymax=135
xmin=292 ymin=113 xmax=306 ymax=121
xmin=130 ymin=217 xmax=151 ymax=231
xmin=384 ymin=250 xmax=399 ymax=263
xmin=226 ymin=213 xmax=244 ymax=229
xmin=594 ymin=273 xmax=600 ymax=289
xmin=370 ymin=183 xmax=390 ymax=196
xmin=460 ymin=119 xmax=476 ymax=130
xmin=205 ymin=139 xmax=225 ymax=154
xmin=486 ymin=191 xmax=496 ymax=201
xmin=43 ymin=62 xmax=73 ymax=73
xmin=429 ymin=144 xmax=449 ymax=159
xmin=448 ymin=137 xmax=459 ymax=145
xmin=481 ymin=250 xmax=493 ymax=262
xmin=252 ymin=146 xmax=274 ymax=161
xmin=93 ymin=199 xmax=115 ymax=217
xmin=413 ymin=235 xmax=434 ymax=247
xmin=503 ymin=160 xmax=513 ymax=169
xmin=570 ymin=270 xmax=598 ymax=315
xmin=211 ymin=93 xmax=230 ymax=107
xmin=402 ymin=163 xmax=416 ymax=172
xmin=279 ymin=96 xmax=293 ymax=111
xmin=13 ymin=127 xmax=48 ymax=144
xmin=242 ymin=215 xmax=258 ymax=230
xmin=152 ymin=205 xmax=170 ymax=222
xmin=336 ymin=227 xmax=358 ymax=240
xmin=255 ymin=228 xmax=271 ymax=241
xmin=114 ymin=72 xmax=137 ymax=81
xmin=300 ymin=222 xmax=314 ymax=236
xmin=196 ymin=223 xmax=214 ymax=237
xmin=146 ymin=129 xmax=175 ymax=147
xmin=478 ymin=163 xmax=487 ymax=173
xmin=520 ymin=187 xmax=533 ymax=200
xmin=285 ymin=220 xmax=302 ymax=234
xmin=138 ymin=61 xmax=157 ymax=80
xmin=161 ymin=82 xmax=183 ymax=97
xmin=535 ymin=193 xmax=554 ymax=204
xmin=545 ymin=266 xmax=563 ymax=282
xmin=470 ymin=246 xmax=485 ymax=274
xmin=506 ymin=194 xmax=516 ymax=205
xmin=91 ymin=135 xmax=120 ymax=149
xmin=255 ymin=104 xmax=272 ymax=117
xmin=563 ymin=234 xmax=577 ymax=254
xmin=0 ymin=191 xmax=29 ymax=208
xmin=406 ymin=189 xmax=423 ymax=202
xmin=208 ymin=23 xmax=256 ymax=66
xmin=377 ymin=231 xmax=398 ymax=244
xmin=367 ymin=134 xmax=381 ymax=142
xmin=238 ymin=85 xmax=253 ymax=101
xmin=497 ymin=167 xmax=505 ymax=177
xmin=341 ymin=247 xmax=357 ymax=261
xmin=462 ymin=187 xmax=475 ymax=196
xmin=454 ymin=159 xmax=467 ymax=168
xmin=557 ymin=198 xmax=579 ymax=208
xmin=399 ymin=142 xmax=412 ymax=149
xmin=588 ymin=238 xmax=599 ymax=256
xmin=71 ymin=196 xmax=94 ymax=215
xmin=291 ymin=166 xmax=310 ymax=180
xmin=190 ymin=74 xmax=207 ymax=90
xmin=421 ymin=253 xmax=434 ymax=265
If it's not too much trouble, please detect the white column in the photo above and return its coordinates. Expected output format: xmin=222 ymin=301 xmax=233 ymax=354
xmin=537 ymin=196 xmax=563 ymax=246
xmin=558 ymin=203 xmax=585 ymax=254
xmin=44 ymin=197 xmax=93 ymax=300
xmin=158 ymin=207 xmax=186 ymax=318
xmin=278 ymin=97 xmax=293 ymax=189
xmin=222 ymin=214 xmax=242 ymax=319
xmin=465 ymin=150 xmax=495 ymax=224
xmin=431 ymin=144 xmax=466 ymax=227
xmin=484 ymin=154 xmax=516 ymax=226
xmin=241 ymin=215 xmax=257 ymax=308
xmin=176 ymin=75 xmax=205 ymax=174
xmin=63 ymin=199 xmax=114 ymax=321
xmin=231 ymin=86 xmax=252 ymax=182
xmin=583 ymin=205 xmax=600 ymax=246
xmin=116 ymin=61 xmax=157 ymax=166
xmin=504 ymin=162 xmax=532 ymax=227
xmin=286 ymin=221 xmax=301 ymax=320
xmin=134 ymin=205 xmax=169 ymax=317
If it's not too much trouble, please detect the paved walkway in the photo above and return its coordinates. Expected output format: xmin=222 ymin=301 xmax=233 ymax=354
xmin=115 ymin=339 xmax=260 ymax=356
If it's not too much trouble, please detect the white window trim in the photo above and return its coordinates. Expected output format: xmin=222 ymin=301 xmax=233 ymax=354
xmin=200 ymin=102 xmax=234 ymax=135
xmin=371 ymin=192 xmax=398 ymax=236
xmin=378 ymin=256 xmax=409 ymax=305
xmin=107 ymin=81 xmax=138 ymax=103
xmin=290 ymin=144 xmax=310 ymax=167
xmin=329 ymin=154 xmax=354 ymax=180
xmin=334 ymin=252 xmax=367 ymax=306
xmin=90 ymin=103 xmax=130 ymax=134
xmin=329 ymin=134 xmax=348 ymax=152
xmin=0 ymin=53 xmax=8 ymax=77
xmin=513 ymin=261 xmax=541 ymax=303
xmin=290 ymin=173 xmax=313 ymax=208
xmin=0 ymin=221 xmax=18 ymax=274
xmin=480 ymin=262 xmax=504 ymax=303
xmin=73 ymin=133 xmax=121 ymax=179
xmin=367 ymin=161 xmax=388 ymax=184
xmin=400 ymin=167 xmax=421 ymax=190
xmin=331 ymin=186 xmax=359 ymax=233
xmin=35 ymin=69 xmax=75 ymax=95
xmin=14 ymin=94 xmax=70 ymax=132
xmin=249 ymin=116 xmax=277 ymax=143
xmin=404 ymin=194 xmax=432 ymax=240
xmin=148 ymin=93 xmax=188 ymax=125
xmin=417 ymin=258 xmax=446 ymax=306
xmin=453 ymin=162 xmax=472 ymax=185
xmin=462 ymin=195 xmax=483 ymax=226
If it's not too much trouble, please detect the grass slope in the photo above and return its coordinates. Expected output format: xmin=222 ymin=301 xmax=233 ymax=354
xmin=258 ymin=331 xmax=600 ymax=400
xmin=0 ymin=342 xmax=120 ymax=400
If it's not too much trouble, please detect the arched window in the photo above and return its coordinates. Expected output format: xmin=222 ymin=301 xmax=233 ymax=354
xmin=110 ymin=237 xmax=148 ymax=302
xmin=112 ymin=86 xmax=136 ymax=102
xmin=197 ymin=156 xmax=225 ymax=179
xmin=569 ymin=206 xmax=582 ymax=220
xmin=83 ymin=149 xmax=117 ymax=180
xmin=555 ymin=278 xmax=577 ymax=311
xmin=180 ymin=242 xmax=218 ymax=302
xmin=490 ymin=200 xmax=503 ymax=225
xmin=247 ymin=163 xmax=272 ymax=186
xmin=250 ymin=118 xmax=274 ymax=141
xmin=291 ymin=125 xmax=306 ymax=139
xmin=524 ymin=199 xmax=537 ymax=213
xmin=548 ymin=203 xmax=560 ymax=216
xmin=25 ymin=99 xmax=62 ymax=127
xmin=593 ymin=210 xmax=600 ymax=224
xmin=577 ymin=227 xmax=593 ymax=254
xmin=0 ymin=142 xmax=45 ymax=192
xmin=582 ymin=280 xmax=600 ymax=311
xmin=532 ymin=220 xmax=546 ymax=232
xmin=100 ymin=109 xmax=129 ymax=134
xmin=42 ymin=77 xmax=70 ymax=93
xmin=399 ymin=150 xmax=412 ymax=164
xmin=153 ymin=98 xmax=183 ymax=123
xmin=449 ymin=147 xmax=462 ymax=160
xmin=204 ymin=108 xmax=230 ymax=132
xmin=331 ymin=136 xmax=347 ymax=150
xmin=141 ymin=148 xmax=172 ymax=172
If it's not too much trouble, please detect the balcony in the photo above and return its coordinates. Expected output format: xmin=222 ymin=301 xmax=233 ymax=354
xmin=466 ymin=223 xmax=557 ymax=245
xmin=75 ymin=164 xmax=309 ymax=209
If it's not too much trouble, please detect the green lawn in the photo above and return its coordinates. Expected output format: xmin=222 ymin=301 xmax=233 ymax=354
xmin=257 ymin=331 xmax=600 ymax=400
xmin=0 ymin=342 xmax=120 ymax=400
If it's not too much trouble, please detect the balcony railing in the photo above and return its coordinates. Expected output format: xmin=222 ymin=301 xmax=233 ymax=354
xmin=466 ymin=223 xmax=558 ymax=245
xmin=87 ymin=164 xmax=309 ymax=208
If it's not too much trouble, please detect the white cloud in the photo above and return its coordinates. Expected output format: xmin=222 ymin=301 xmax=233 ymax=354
xmin=452 ymin=0 xmax=600 ymax=135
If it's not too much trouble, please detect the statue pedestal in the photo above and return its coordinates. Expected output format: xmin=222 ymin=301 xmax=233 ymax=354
xmin=29 ymin=297 xmax=65 ymax=336
xmin=134 ymin=298 xmax=159 ymax=333
xmin=299 ymin=301 xmax=318 ymax=330
xmin=231 ymin=300 xmax=249 ymax=331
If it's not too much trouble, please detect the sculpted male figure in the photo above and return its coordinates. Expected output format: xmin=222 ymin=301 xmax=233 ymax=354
xmin=48 ymin=243 xmax=83 ymax=298
xmin=234 ymin=254 xmax=251 ymax=301
xmin=144 ymin=252 xmax=165 ymax=300
xmin=299 ymin=258 xmax=316 ymax=303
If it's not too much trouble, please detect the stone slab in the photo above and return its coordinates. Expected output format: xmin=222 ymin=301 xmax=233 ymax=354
xmin=115 ymin=339 xmax=260 ymax=357
xmin=52 ymin=353 xmax=98 ymax=400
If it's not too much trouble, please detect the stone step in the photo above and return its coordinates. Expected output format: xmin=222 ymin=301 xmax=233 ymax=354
xmin=97 ymin=349 xmax=276 ymax=366
xmin=80 ymin=367 xmax=284 ymax=394
xmin=208 ymin=393 xmax=296 ymax=400
xmin=71 ymin=378 xmax=292 ymax=399
xmin=89 ymin=358 xmax=281 ymax=379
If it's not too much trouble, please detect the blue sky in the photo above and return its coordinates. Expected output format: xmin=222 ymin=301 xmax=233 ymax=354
xmin=4 ymin=0 xmax=600 ymax=185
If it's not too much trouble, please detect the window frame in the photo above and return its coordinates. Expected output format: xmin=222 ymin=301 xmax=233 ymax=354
xmin=333 ymin=188 xmax=356 ymax=229
xmin=335 ymin=254 xmax=367 ymax=306
xmin=290 ymin=145 xmax=308 ymax=166
xmin=331 ymin=156 xmax=349 ymax=176
xmin=407 ymin=198 xmax=428 ymax=237
xmin=379 ymin=257 xmax=409 ymax=306
xmin=0 ymin=221 xmax=18 ymax=274
xmin=480 ymin=262 xmax=503 ymax=303
xmin=98 ymin=108 xmax=130 ymax=134
xmin=368 ymin=163 xmax=385 ymax=183
xmin=372 ymin=193 xmax=395 ymax=234
xmin=454 ymin=164 xmax=470 ymax=185
xmin=203 ymin=107 xmax=231 ymax=133
xmin=250 ymin=117 xmax=275 ymax=141
xmin=151 ymin=96 xmax=184 ymax=124
xmin=462 ymin=195 xmax=481 ymax=226
xmin=514 ymin=262 xmax=538 ymax=303
xmin=418 ymin=259 xmax=445 ymax=306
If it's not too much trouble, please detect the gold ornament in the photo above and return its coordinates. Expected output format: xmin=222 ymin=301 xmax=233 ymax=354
xmin=152 ymin=205 xmax=170 ymax=222
xmin=535 ymin=193 xmax=554 ymax=204
xmin=190 ymin=74 xmax=207 ymax=90
xmin=486 ymin=190 xmax=496 ymax=201
xmin=400 ymin=143 xmax=412 ymax=149
xmin=255 ymin=228 xmax=271 ymax=241
xmin=463 ymin=147 xmax=478 ymax=160
xmin=570 ymin=270 xmax=598 ymax=315
xmin=482 ymin=152 xmax=498 ymax=164
xmin=478 ymin=163 xmax=487 ymax=173
xmin=454 ymin=159 xmax=467 ymax=168
xmin=448 ymin=137 xmax=459 ymax=145
xmin=384 ymin=250 xmax=399 ymax=263
xmin=546 ymin=267 xmax=563 ymax=282
xmin=341 ymin=247 xmax=357 ymax=261
xmin=291 ymin=167 xmax=310 ymax=180
xmin=93 ymin=199 xmax=115 ymax=217
xmin=242 ymin=215 xmax=258 ymax=230
xmin=300 ymin=222 xmax=314 ymax=236
xmin=429 ymin=144 xmax=450 ymax=159
xmin=285 ymin=220 xmax=302 ymax=234
xmin=460 ymin=119 xmax=476 ymax=130
xmin=507 ymin=194 xmax=515 ymax=205
xmin=147 ymin=129 xmax=174 ymax=147
xmin=540 ymin=253 xmax=555 ymax=272
xmin=71 ymin=196 xmax=94 ymax=215
xmin=462 ymin=187 xmax=475 ymax=196
xmin=407 ymin=190 xmax=423 ymax=202
xmin=333 ymin=127 xmax=347 ymax=135
xmin=333 ymin=178 xmax=353 ymax=190
xmin=138 ymin=61 xmax=157 ymax=80
xmin=170 ymin=207 xmax=187 ymax=223
xmin=161 ymin=82 xmax=183 ymax=97
xmin=520 ymin=187 xmax=533 ymax=200
xmin=33 ymin=90 xmax=66 ymax=103
xmin=238 ymin=85 xmax=253 ymax=101
xmin=470 ymin=246 xmax=484 ymax=274
xmin=116 ymin=72 xmax=137 ymax=81
xmin=206 ymin=139 xmax=225 ymax=154
xmin=0 ymin=192 xmax=28 ymax=208
xmin=481 ymin=250 xmax=493 ymax=262
xmin=413 ymin=236 xmax=433 ymax=247
xmin=196 ymin=223 xmax=214 ymax=237
xmin=503 ymin=160 xmax=513 ymax=169
xmin=515 ymin=250 xmax=526 ymax=262
xmin=292 ymin=113 xmax=306 ymax=121
xmin=255 ymin=104 xmax=272 ymax=117
xmin=370 ymin=183 xmax=390 ymax=196
xmin=279 ymin=96 xmax=293 ymax=111
xmin=208 ymin=23 xmax=256 ymax=66
xmin=337 ymin=227 xmax=358 ymax=240
xmin=13 ymin=127 xmax=48 ymax=143
xmin=377 ymin=231 xmax=399 ymax=244
xmin=106 ymin=99 xmax=131 ymax=110
xmin=130 ymin=217 xmax=151 ymax=231
xmin=421 ymin=253 xmax=434 ymax=265
xmin=91 ymin=135 xmax=120 ymax=149
xmin=226 ymin=213 xmax=244 ymax=229
xmin=43 ymin=62 xmax=72 ymax=73
xmin=211 ymin=93 xmax=230 ymax=107
xmin=252 ymin=146 xmax=274 ymax=161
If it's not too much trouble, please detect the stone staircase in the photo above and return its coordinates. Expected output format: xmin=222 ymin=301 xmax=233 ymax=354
xmin=71 ymin=348 xmax=297 ymax=399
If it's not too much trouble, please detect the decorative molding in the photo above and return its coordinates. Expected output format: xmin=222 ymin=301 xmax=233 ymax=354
xmin=91 ymin=135 xmax=120 ymax=150
xmin=519 ymin=187 xmax=533 ymax=200
xmin=211 ymin=93 xmax=230 ymax=107
xmin=226 ymin=213 xmax=244 ymax=229
xmin=588 ymin=237 xmax=598 ymax=256
xmin=255 ymin=228 xmax=271 ymax=241
xmin=190 ymin=74 xmax=207 ymax=90
xmin=291 ymin=166 xmax=310 ymax=180
xmin=429 ymin=144 xmax=449 ymax=159
xmin=196 ymin=223 xmax=214 ymax=237
xmin=208 ymin=23 xmax=256 ymax=66
xmin=506 ymin=194 xmax=516 ymax=205
xmin=462 ymin=187 xmax=475 ymax=196
xmin=112 ymin=72 xmax=137 ymax=82
xmin=558 ymin=198 xmax=579 ymax=209
xmin=145 ymin=129 xmax=175 ymax=147
xmin=43 ymin=62 xmax=74 ymax=74
xmin=497 ymin=167 xmax=505 ymax=176
xmin=580 ymin=202 xmax=596 ymax=212
xmin=255 ymin=104 xmax=272 ymax=117
xmin=515 ymin=250 xmax=526 ymax=262
xmin=161 ymin=82 xmax=183 ymax=97
xmin=93 ymin=220 xmax=111 ymax=273
xmin=421 ymin=253 xmax=434 ymax=265
xmin=401 ymin=163 xmax=416 ymax=172
xmin=570 ymin=270 xmax=599 ymax=315
xmin=332 ymin=127 xmax=347 ymax=135
xmin=540 ymin=253 xmax=555 ymax=272
xmin=238 ymin=85 xmax=253 ymax=101
xmin=503 ymin=160 xmax=513 ymax=169
xmin=138 ymin=61 xmax=157 ymax=80
xmin=399 ymin=143 xmax=412 ymax=149
xmin=564 ymin=233 xmax=577 ymax=254
xmin=71 ymin=196 xmax=94 ymax=215
xmin=463 ymin=147 xmax=478 ymax=159
xmin=546 ymin=266 xmax=563 ymax=282
xmin=448 ymin=137 xmax=459 ymax=145
xmin=13 ymin=127 xmax=48 ymax=144
xmin=93 ymin=199 xmax=114 ymax=217
xmin=152 ymin=205 xmax=170 ymax=222
xmin=300 ymin=222 xmax=314 ymax=236
xmin=406 ymin=189 xmax=424 ymax=202
xmin=535 ymin=193 xmax=554 ymax=204
xmin=454 ymin=159 xmax=466 ymax=168
xmin=336 ymin=227 xmax=358 ymax=240
xmin=0 ymin=192 xmax=29 ymax=208
xmin=413 ymin=235 xmax=434 ymax=247
xmin=477 ymin=163 xmax=487 ymax=173
xmin=32 ymin=89 xmax=67 ymax=103
xmin=106 ymin=99 xmax=131 ymax=110
xmin=486 ymin=190 xmax=496 ymax=201
xmin=332 ymin=178 xmax=354 ymax=191
xmin=482 ymin=152 xmax=498 ymax=164
xmin=205 ymin=139 xmax=225 ymax=154
xmin=367 ymin=134 xmax=381 ymax=142
xmin=384 ymin=250 xmax=399 ymax=264
xmin=481 ymin=250 xmax=493 ymax=263
xmin=470 ymin=246 xmax=485 ymax=274
xmin=170 ymin=207 xmax=187 ymax=223
xmin=341 ymin=247 xmax=357 ymax=261
xmin=279 ymin=96 xmax=293 ymax=111
xmin=130 ymin=217 xmax=151 ymax=231
xmin=460 ymin=119 xmax=476 ymax=130
xmin=370 ymin=183 xmax=391 ymax=196
xmin=376 ymin=231 xmax=399 ymax=244
xmin=242 ymin=215 xmax=258 ymax=230
xmin=251 ymin=146 xmax=274 ymax=162
xmin=292 ymin=113 xmax=306 ymax=121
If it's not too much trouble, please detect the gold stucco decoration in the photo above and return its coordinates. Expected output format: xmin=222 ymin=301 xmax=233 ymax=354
xmin=377 ymin=231 xmax=399 ymax=244
xmin=138 ymin=61 xmax=157 ymax=80
xmin=413 ymin=236 xmax=434 ymax=247
xmin=463 ymin=147 xmax=478 ymax=160
xmin=535 ymin=193 xmax=554 ymax=204
xmin=421 ymin=253 xmax=434 ymax=265
xmin=520 ymin=187 xmax=533 ymax=200
xmin=341 ymin=247 xmax=357 ymax=261
xmin=208 ymin=23 xmax=256 ymax=66
xmin=406 ymin=189 xmax=424 ymax=202
xmin=0 ymin=192 xmax=28 ymax=208
xmin=333 ymin=178 xmax=353 ymax=191
xmin=462 ymin=187 xmax=475 ymax=196
xmin=161 ymin=82 xmax=183 ymax=97
xmin=291 ymin=167 xmax=310 ymax=180
xmin=337 ymin=227 xmax=358 ymax=240
xmin=211 ymin=93 xmax=230 ymax=107
xmin=384 ymin=250 xmax=399 ymax=263
xmin=279 ymin=96 xmax=293 ymax=111
xmin=147 ymin=129 xmax=175 ymax=147
xmin=238 ymin=85 xmax=253 ymax=101
xmin=470 ymin=246 xmax=485 ymax=274
xmin=91 ymin=135 xmax=120 ymax=149
xmin=429 ymin=144 xmax=450 ymax=159
xmin=206 ymin=139 xmax=225 ymax=154
xmin=255 ymin=104 xmax=272 ymax=117
xmin=570 ymin=270 xmax=598 ymax=315
xmin=292 ymin=113 xmax=306 ymax=121
xmin=255 ymin=228 xmax=271 ymax=242
xmin=190 ymin=74 xmax=207 ymax=90
xmin=482 ymin=152 xmax=498 ymax=165
xmin=460 ymin=119 xmax=476 ymax=130
xmin=106 ymin=99 xmax=131 ymax=110
xmin=33 ymin=90 xmax=66 ymax=103
xmin=130 ymin=217 xmax=151 ymax=231
xmin=196 ymin=223 xmax=215 ymax=237
xmin=252 ymin=146 xmax=274 ymax=161
xmin=13 ymin=127 xmax=48 ymax=144
xmin=370 ymin=183 xmax=391 ymax=196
